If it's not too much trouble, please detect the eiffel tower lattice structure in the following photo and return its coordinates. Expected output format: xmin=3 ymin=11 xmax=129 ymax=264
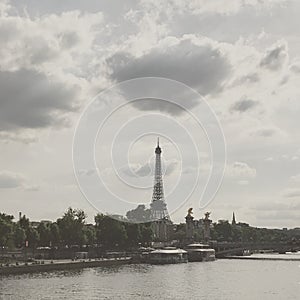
xmin=150 ymin=138 xmax=170 ymax=221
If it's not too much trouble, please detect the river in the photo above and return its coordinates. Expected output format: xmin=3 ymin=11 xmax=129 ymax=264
xmin=0 ymin=255 xmax=299 ymax=299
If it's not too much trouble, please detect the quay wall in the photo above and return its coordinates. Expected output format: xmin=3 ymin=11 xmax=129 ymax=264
xmin=0 ymin=258 xmax=132 ymax=276
xmin=221 ymin=256 xmax=300 ymax=261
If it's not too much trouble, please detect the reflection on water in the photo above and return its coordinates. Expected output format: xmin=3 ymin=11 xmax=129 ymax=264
xmin=0 ymin=257 xmax=299 ymax=300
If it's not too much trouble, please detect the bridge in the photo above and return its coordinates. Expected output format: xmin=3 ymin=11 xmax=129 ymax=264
xmin=212 ymin=241 xmax=300 ymax=258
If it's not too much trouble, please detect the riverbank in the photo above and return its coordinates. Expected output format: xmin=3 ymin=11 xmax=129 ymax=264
xmin=222 ymin=254 xmax=300 ymax=261
xmin=0 ymin=257 xmax=132 ymax=276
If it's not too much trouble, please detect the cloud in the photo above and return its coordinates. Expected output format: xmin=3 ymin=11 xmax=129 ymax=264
xmin=0 ymin=170 xmax=39 ymax=191
xmin=260 ymin=41 xmax=288 ymax=70
xmin=237 ymin=180 xmax=249 ymax=185
xmin=230 ymin=73 xmax=260 ymax=87
xmin=0 ymin=7 xmax=105 ymax=141
xmin=23 ymin=184 xmax=40 ymax=192
xmin=251 ymin=127 xmax=282 ymax=138
xmin=0 ymin=131 xmax=38 ymax=144
xmin=79 ymin=168 xmax=97 ymax=177
xmin=290 ymin=174 xmax=300 ymax=183
xmin=108 ymin=36 xmax=231 ymax=114
xmin=0 ymin=68 xmax=78 ymax=131
xmin=290 ymin=62 xmax=300 ymax=73
xmin=122 ymin=159 xmax=178 ymax=178
xmin=231 ymin=97 xmax=258 ymax=112
xmin=226 ymin=161 xmax=256 ymax=179
xmin=282 ymin=188 xmax=300 ymax=198
xmin=0 ymin=171 xmax=25 ymax=189
xmin=122 ymin=163 xmax=152 ymax=178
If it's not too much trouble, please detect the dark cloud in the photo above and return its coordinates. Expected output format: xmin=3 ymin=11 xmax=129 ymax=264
xmin=0 ymin=68 xmax=78 ymax=131
xmin=109 ymin=39 xmax=230 ymax=94
xmin=107 ymin=38 xmax=231 ymax=114
xmin=255 ymin=128 xmax=277 ymax=137
xmin=231 ymin=97 xmax=258 ymax=112
xmin=260 ymin=43 xmax=288 ymax=70
xmin=230 ymin=73 xmax=260 ymax=88
xmin=0 ymin=171 xmax=24 ymax=189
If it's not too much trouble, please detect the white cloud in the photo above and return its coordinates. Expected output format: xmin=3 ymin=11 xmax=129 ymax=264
xmin=226 ymin=161 xmax=256 ymax=179
xmin=282 ymin=188 xmax=300 ymax=198
xmin=290 ymin=174 xmax=300 ymax=183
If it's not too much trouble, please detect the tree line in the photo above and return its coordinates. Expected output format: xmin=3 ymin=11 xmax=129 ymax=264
xmin=1 ymin=207 xmax=299 ymax=250
xmin=0 ymin=207 xmax=153 ymax=250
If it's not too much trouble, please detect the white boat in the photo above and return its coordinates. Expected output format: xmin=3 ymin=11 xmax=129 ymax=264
xmin=148 ymin=247 xmax=188 ymax=264
xmin=185 ymin=243 xmax=215 ymax=262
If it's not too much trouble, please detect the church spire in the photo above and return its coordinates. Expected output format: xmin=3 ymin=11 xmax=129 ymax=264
xmin=232 ymin=212 xmax=236 ymax=225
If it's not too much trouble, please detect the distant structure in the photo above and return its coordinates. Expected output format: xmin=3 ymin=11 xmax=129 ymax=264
xmin=232 ymin=212 xmax=236 ymax=225
xmin=185 ymin=208 xmax=194 ymax=242
xmin=150 ymin=138 xmax=171 ymax=241
xmin=150 ymin=138 xmax=170 ymax=220
xmin=203 ymin=212 xmax=212 ymax=243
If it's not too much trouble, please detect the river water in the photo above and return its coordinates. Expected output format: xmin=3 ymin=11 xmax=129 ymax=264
xmin=0 ymin=255 xmax=299 ymax=300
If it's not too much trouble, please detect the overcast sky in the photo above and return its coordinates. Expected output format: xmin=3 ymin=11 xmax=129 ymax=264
xmin=0 ymin=0 xmax=300 ymax=228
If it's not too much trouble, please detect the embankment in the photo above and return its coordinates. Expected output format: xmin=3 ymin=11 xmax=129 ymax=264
xmin=0 ymin=258 xmax=132 ymax=276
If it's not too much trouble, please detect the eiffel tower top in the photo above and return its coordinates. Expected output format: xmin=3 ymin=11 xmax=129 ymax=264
xmin=155 ymin=137 xmax=161 ymax=154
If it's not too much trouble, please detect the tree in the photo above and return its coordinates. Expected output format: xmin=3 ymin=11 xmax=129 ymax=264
xmin=84 ymin=225 xmax=96 ymax=245
xmin=50 ymin=222 xmax=60 ymax=246
xmin=57 ymin=208 xmax=87 ymax=246
xmin=95 ymin=214 xmax=127 ymax=248
xmin=13 ymin=224 xmax=26 ymax=248
xmin=214 ymin=220 xmax=233 ymax=241
xmin=19 ymin=215 xmax=30 ymax=231
xmin=37 ymin=222 xmax=51 ymax=246
xmin=17 ymin=214 xmax=40 ymax=248
xmin=171 ymin=223 xmax=186 ymax=242
xmin=125 ymin=223 xmax=141 ymax=247
xmin=0 ymin=213 xmax=14 ymax=247
xmin=26 ymin=227 xmax=40 ymax=248
xmin=139 ymin=223 xmax=153 ymax=245
xmin=126 ymin=205 xmax=151 ymax=223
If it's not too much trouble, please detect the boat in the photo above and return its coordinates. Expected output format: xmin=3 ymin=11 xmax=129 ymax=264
xmin=185 ymin=243 xmax=216 ymax=262
xmin=148 ymin=247 xmax=188 ymax=264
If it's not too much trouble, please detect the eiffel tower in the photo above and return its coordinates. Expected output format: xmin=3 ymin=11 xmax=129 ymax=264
xmin=150 ymin=138 xmax=170 ymax=221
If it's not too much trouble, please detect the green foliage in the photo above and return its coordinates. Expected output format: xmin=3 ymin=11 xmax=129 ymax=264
xmin=49 ymin=222 xmax=60 ymax=246
xmin=125 ymin=223 xmax=141 ymax=246
xmin=0 ymin=213 xmax=14 ymax=247
xmin=13 ymin=224 xmax=26 ymax=248
xmin=1 ymin=209 xmax=299 ymax=251
xmin=95 ymin=214 xmax=127 ymax=247
xmin=126 ymin=205 xmax=151 ymax=223
xmin=214 ymin=220 xmax=233 ymax=241
xmin=83 ymin=225 xmax=96 ymax=245
xmin=26 ymin=227 xmax=40 ymax=248
xmin=37 ymin=222 xmax=51 ymax=246
xmin=139 ymin=223 xmax=153 ymax=245
xmin=57 ymin=207 xmax=87 ymax=246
